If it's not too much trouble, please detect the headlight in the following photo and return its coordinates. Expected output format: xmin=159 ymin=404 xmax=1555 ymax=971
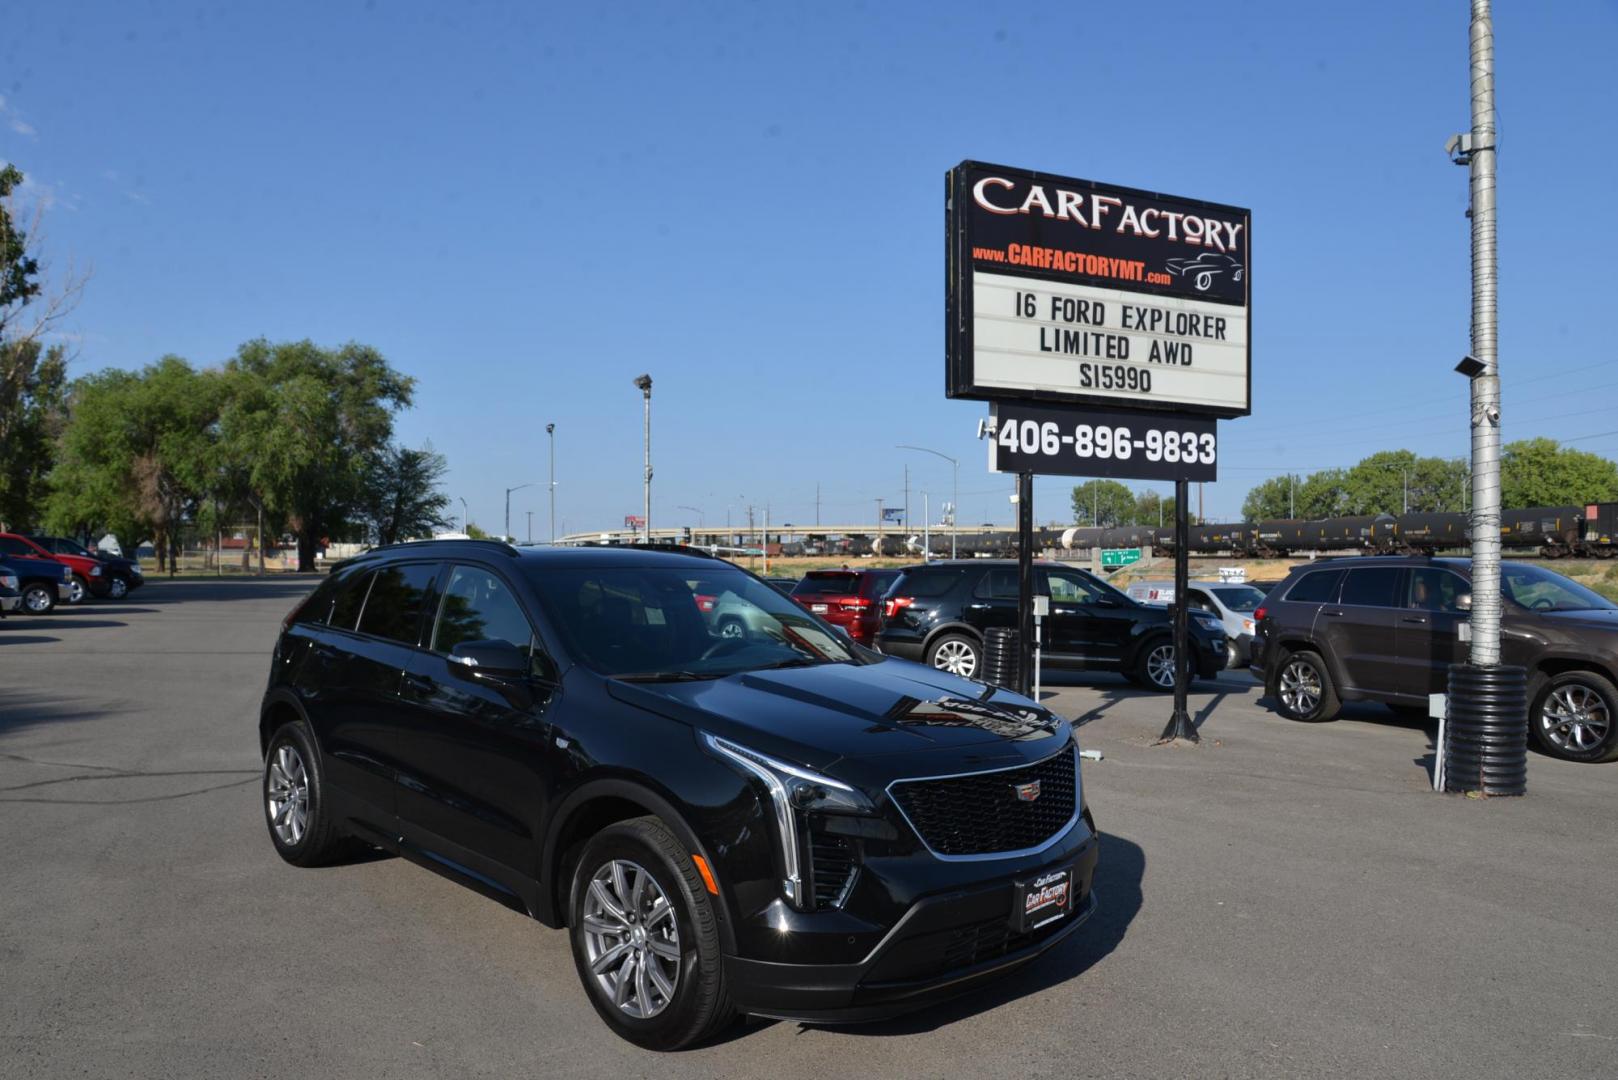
xmin=131 ymin=563 xmax=143 ymax=575
xmin=1242 ymin=619 xmax=1255 ymax=633
xmin=701 ymin=732 xmax=875 ymax=909
xmin=90 ymin=564 xmax=103 ymax=576
xmin=61 ymin=566 xmax=72 ymax=582
xmin=0 ymin=573 xmax=16 ymax=590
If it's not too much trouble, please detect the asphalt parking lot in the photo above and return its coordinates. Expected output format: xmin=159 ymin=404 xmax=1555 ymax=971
xmin=3 ymin=578 xmax=1616 ymax=1079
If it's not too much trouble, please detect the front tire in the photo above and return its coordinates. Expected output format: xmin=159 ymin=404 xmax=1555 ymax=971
xmin=68 ymin=575 xmax=89 ymax=605
xmin=568 ymin=817 xmax=734 ymax=1050
xmin=1131 ymin=638 xmax=1178 ymax=692
xmin=1273 ymin=649 xmax=1340 ymax=722
xmin=1530 ymin=671 xmax=1618 ymax=763
xmin=107 ymin=575 xmax=130 ymax=600
xmin=21 ymin=583 xmax=55 ymax=615
xmin=263 ymin=720 xmax=350 ymax=866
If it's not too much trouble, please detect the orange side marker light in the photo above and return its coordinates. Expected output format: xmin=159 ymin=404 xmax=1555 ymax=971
xmin=691 ymin=854 xmax=719 ymax=895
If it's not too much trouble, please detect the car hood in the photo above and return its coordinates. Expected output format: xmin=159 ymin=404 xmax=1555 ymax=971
xmin=604 ymin=657 xmax=1067 ymax=773
xmin=1537 ymin=608 xmax=1618 ymax=632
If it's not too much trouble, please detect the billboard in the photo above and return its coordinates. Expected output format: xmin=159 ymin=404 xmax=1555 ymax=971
xmin=947 ymin=161 xmax=1251 ymax=418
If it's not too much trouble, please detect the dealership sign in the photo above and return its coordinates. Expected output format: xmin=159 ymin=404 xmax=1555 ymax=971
xmin=947 ymin=161 xmax=1251 ymax=418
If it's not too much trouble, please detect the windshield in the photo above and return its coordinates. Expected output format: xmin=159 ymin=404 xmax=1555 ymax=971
xmin=1210 ymin=585 xmax=1264 ymax=612
xmin=1501 ymin=563 xmax=1616 ymax=612
xmin=525 ymin=565 xmax=861 ymax=678
xmin=57 ymin=538 xmax=91 ymax=557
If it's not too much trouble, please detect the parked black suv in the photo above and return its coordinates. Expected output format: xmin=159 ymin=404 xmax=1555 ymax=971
xmin=260 ymin=541 xmax=1098 ymax=1048
xmin=1252 ymin=556 xmax=1618 ymax=763
xmin=875 ymin=559 xmax=1227 ymax=689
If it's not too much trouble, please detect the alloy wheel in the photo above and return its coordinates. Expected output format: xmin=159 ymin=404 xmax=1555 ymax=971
xmin=932 ymin=640 xmax=978 ymax=678
xmin=109 ymin=577 xmax=129 ymax=599
xmin=23 ymin=586 xmax=52 ymax=614
xmin=581 ymin=859 xmax=682 ymax=1020
xmin=1541 ymin=683 xmax=1611 ymax=753
xmin=1146 ymin=643 xmax=1176 ymax=689
xmin=68 ymin=579 xmax=86 ymax=604
xmin=718 ymin=619 xmax=744 ymax=639
xmin=1279 ymin=658 xmax=1322 ymax=716
xmin=266 ymin=744 xmax=310 ymax=846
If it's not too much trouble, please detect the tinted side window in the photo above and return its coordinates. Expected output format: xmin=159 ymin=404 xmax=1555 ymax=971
xmin=861 ymin=571 xmax=901 ymax=599
xmin=1045 ymin=571 xmax=1105 ymax=604
xmin=1340 ymin=567 xmax=1401 ymax=608
xmin=358 ymin=563 xmax=440 ymax=645
xmin=1408 ymin=568 xmax=1467 ymax=613
xmin=433 ymin=564 xmax=535 ymax=657
xmin=329 ymin=569 xmax=376 ymax=631
xmin=1285 ymin=570 xmax=1343 ymax=604
xmin=895 ymin=570 xmax=962 ymax=598
xmin=974 ymin=569 xmax=1018 ymax=600
xmin=0 ymin=536 xmax=35 ymax=557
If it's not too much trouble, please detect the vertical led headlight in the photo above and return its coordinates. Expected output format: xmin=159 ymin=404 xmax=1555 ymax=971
xmin=701 ymin=732 xmax=874 ymax=909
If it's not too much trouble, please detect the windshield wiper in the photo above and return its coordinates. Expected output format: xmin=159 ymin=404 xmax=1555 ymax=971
xmin=750 ymin=657 xmax=829 ymax=672
xmin=612 ymin=670 xmax=726 ymax=683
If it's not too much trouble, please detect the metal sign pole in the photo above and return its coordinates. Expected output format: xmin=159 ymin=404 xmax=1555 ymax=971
xmin=1160 ymin=475 xmax=1199 ymax=742
xmin=1016 ymin=471 xmax=1035 ymax=696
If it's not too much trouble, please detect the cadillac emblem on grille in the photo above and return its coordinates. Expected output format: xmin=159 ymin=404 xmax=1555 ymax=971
xmin=1011 ymin=780 xmax=1041 ymax=802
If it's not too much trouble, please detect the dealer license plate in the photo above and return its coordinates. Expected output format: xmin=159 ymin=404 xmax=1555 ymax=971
xmin=1014 ymin=867 xmax=1074 ymax=933
xmin=811 ymin=603 xmax=828 ymax=614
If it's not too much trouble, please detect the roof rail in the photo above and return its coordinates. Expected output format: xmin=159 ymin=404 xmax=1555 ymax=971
xmin=578 ymin=541 xmax=718 ymax=559
xmin=360 ymin=537 xmax=521 ymax=558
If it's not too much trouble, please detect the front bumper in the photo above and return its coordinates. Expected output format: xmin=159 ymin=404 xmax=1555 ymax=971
xmin=0 ymin=593 xmax=19 ymax=614
xmin=57 ymin=583 xmax=73 ymax=601
xmin=721 ymin=828 xmax=1099 ymax=1023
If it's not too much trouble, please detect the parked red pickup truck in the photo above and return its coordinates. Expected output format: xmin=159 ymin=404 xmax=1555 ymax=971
xmin=0 ymin=533 xmax=144 ymax=604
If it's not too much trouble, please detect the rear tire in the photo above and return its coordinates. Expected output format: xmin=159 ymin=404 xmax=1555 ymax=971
xmin=567 ymin=817 xmax=734 ymax=1050
xmin=1273 ymin=649 xmax=1340 ymax=722
xmin=1529 ymin=671 xmax=1618 ymax=763
xmin=926 ymin=633 xmax=981 ymax=679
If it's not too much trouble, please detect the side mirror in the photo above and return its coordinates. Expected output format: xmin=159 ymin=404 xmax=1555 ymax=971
xmin=451 ymin=639 xmax=529 ymax=677
xmin=1456 ymin=592 xmax=1473 ymax=612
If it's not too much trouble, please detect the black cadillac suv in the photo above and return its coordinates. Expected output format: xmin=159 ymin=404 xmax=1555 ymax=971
xmin=259 ymin=541 xmax=1098 ymax=1049
xmin=874 ymin=559 xmax=1228 ymax=689
xmin=1252 ymin=556 xmax=1618 ymax=763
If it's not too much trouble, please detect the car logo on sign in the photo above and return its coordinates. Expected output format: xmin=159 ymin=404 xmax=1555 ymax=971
xmin=1011 ymin=780 xmax=1041 ymax=802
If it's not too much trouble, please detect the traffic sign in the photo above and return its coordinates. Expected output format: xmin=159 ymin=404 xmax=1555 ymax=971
xmin=1101 ymin=547 xmax=1143 ymax=567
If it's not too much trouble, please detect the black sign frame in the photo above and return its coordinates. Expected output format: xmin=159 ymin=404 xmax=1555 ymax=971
xmin=947 ymin=161 xmax=1252 ymax=419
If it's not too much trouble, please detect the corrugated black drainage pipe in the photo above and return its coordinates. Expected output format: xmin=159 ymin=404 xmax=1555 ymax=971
xmin=1445 ymin=664 xmax=1528 ymax=796
xmin=982 ymin=628 xmax=1020 ymax=691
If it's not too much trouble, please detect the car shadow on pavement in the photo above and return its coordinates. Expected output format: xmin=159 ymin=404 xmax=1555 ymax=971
xmin=0 ymin=690 xmax=132 ymax=739
xmin=0 ymin=634 xmax=60 ymax=646
xmin=2 ymin=617 xmax=127 ymax=633
xmin=1054 ymin=674 xmax=1257 ymax=734
xmin=130 ymin=578 xmax=321 ymax=604
xmin=807 ymin=831 xmax=1146 ymax=1040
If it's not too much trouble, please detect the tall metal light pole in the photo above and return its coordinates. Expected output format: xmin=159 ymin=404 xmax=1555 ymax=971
xmin=546 ymin=423 xmax=557 ymax=543
xmin=458 ymin=497 xmax=468 ymax=535
xmin=634 ymin=374 xmax=653 ymax=545
xmin=897 ymin=445 xmax=959 ymax=558
xmin=525 ymin=510 xmax=533 ymax=543
xmin=504 ymin=482 xmax=534 ymax=543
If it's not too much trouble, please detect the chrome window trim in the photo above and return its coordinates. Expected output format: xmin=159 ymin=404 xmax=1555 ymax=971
xmin=886 ymin=741 xmax=1080 ymax=863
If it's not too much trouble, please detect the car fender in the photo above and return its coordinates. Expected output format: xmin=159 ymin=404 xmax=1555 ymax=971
xmin=921 ymin=621 xmax=983 ymax=654
xmin=541 ymin=775 xmax=737 ymax=951
xmin=258 ymin=686 xmax=317 ymax=755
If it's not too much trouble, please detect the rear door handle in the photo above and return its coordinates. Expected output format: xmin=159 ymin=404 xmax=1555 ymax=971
xmin=402 ymin=673 xmax=436 ymax=694
xmin=1401 ymin=616 xmax=1429 ymax=625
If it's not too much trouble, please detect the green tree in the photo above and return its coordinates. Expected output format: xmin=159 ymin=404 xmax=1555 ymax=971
xmin=45 ymin=357 xmax=225 ymax=567
xmin=359 ymin=444 xmax=453 ymax=545
xmin=1241 ymin=474 xmax=1301 ymax=521
xmin=218 ymin=339 xmax=413 ymax=570
xmin=1501 ymin=438 xmax=1618 ymax=508
xmin=464 ymin=521 xmax=491 ymax=540
xmin=0 ymin=164 xmax=42 ymax=338
xmin=1294 ymin=468 xmax=1350 ymax=520
xmin=0 ymin=339 xmax=67 ymax=528
xmin=1070 ymin=480 xmax=1136 ymax=527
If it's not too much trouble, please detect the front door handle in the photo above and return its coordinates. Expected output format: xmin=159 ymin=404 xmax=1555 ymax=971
xmin=1321 ymin=609 xmax=1345 ymax=617
xmin=1401 ymin=616 xmax=1429 ymax=625
xmin=402 ymin=673 xmax=435 ymax=694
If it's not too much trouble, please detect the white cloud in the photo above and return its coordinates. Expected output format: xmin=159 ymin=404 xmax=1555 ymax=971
xmin=0 ymin=96 xmax=37 ymax=140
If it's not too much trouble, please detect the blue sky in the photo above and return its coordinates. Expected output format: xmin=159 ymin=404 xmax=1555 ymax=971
xmin=4 ymin=1 xmax=1616 ymax=536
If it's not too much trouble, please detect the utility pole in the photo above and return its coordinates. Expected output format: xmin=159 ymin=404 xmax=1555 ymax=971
xmin=876 ymin=498 xmax=884 ymax=553
xmin=633 ymin=375 xmax=653 ymax=545
xmin=504 ymin=483 xmax=534 ymax=543
xmin=763 ymin=506 xmax=769 ymax=574
xmin=546 ymin=422 xmax=557 ymax=543
xmin=526 ymin=510 xmax=533 ymax=543
xmin=896 ymin=445 xmax=959 ymax=559
xmin=815 ymin=483 xmax=821 ymax=528
xmin=903 ymin=465 xmax=910 ymax=532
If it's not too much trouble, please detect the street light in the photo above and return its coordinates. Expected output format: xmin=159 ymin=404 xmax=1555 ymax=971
xmin=505 ymin=482 xmax=535 ymax=542
xmin=677 ymin=504 xmax=705 ymax=530
xmin=458 ymin=496 xmax=468 ymax=535
xmin=896 ymin=445 xmax=959 ymax=558
xmin=634 ymin=374 xmax=653 ymax=545
xmin=546 ymin=423 xmax=557 ymax=543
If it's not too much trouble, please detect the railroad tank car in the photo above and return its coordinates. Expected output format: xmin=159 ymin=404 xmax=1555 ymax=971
xmin=1499 ymin=505 xmax=1582 ymax=556
xmin=1099 ymin=525 xmax=1157 ymax=550
xmin=1305 ymin=514 xmax=1398 ymax=551
xmin=1582 ymin=502 xmax=1618 ymax=557
xmin=1397 ymin=512 xmax=1468 ymax=552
